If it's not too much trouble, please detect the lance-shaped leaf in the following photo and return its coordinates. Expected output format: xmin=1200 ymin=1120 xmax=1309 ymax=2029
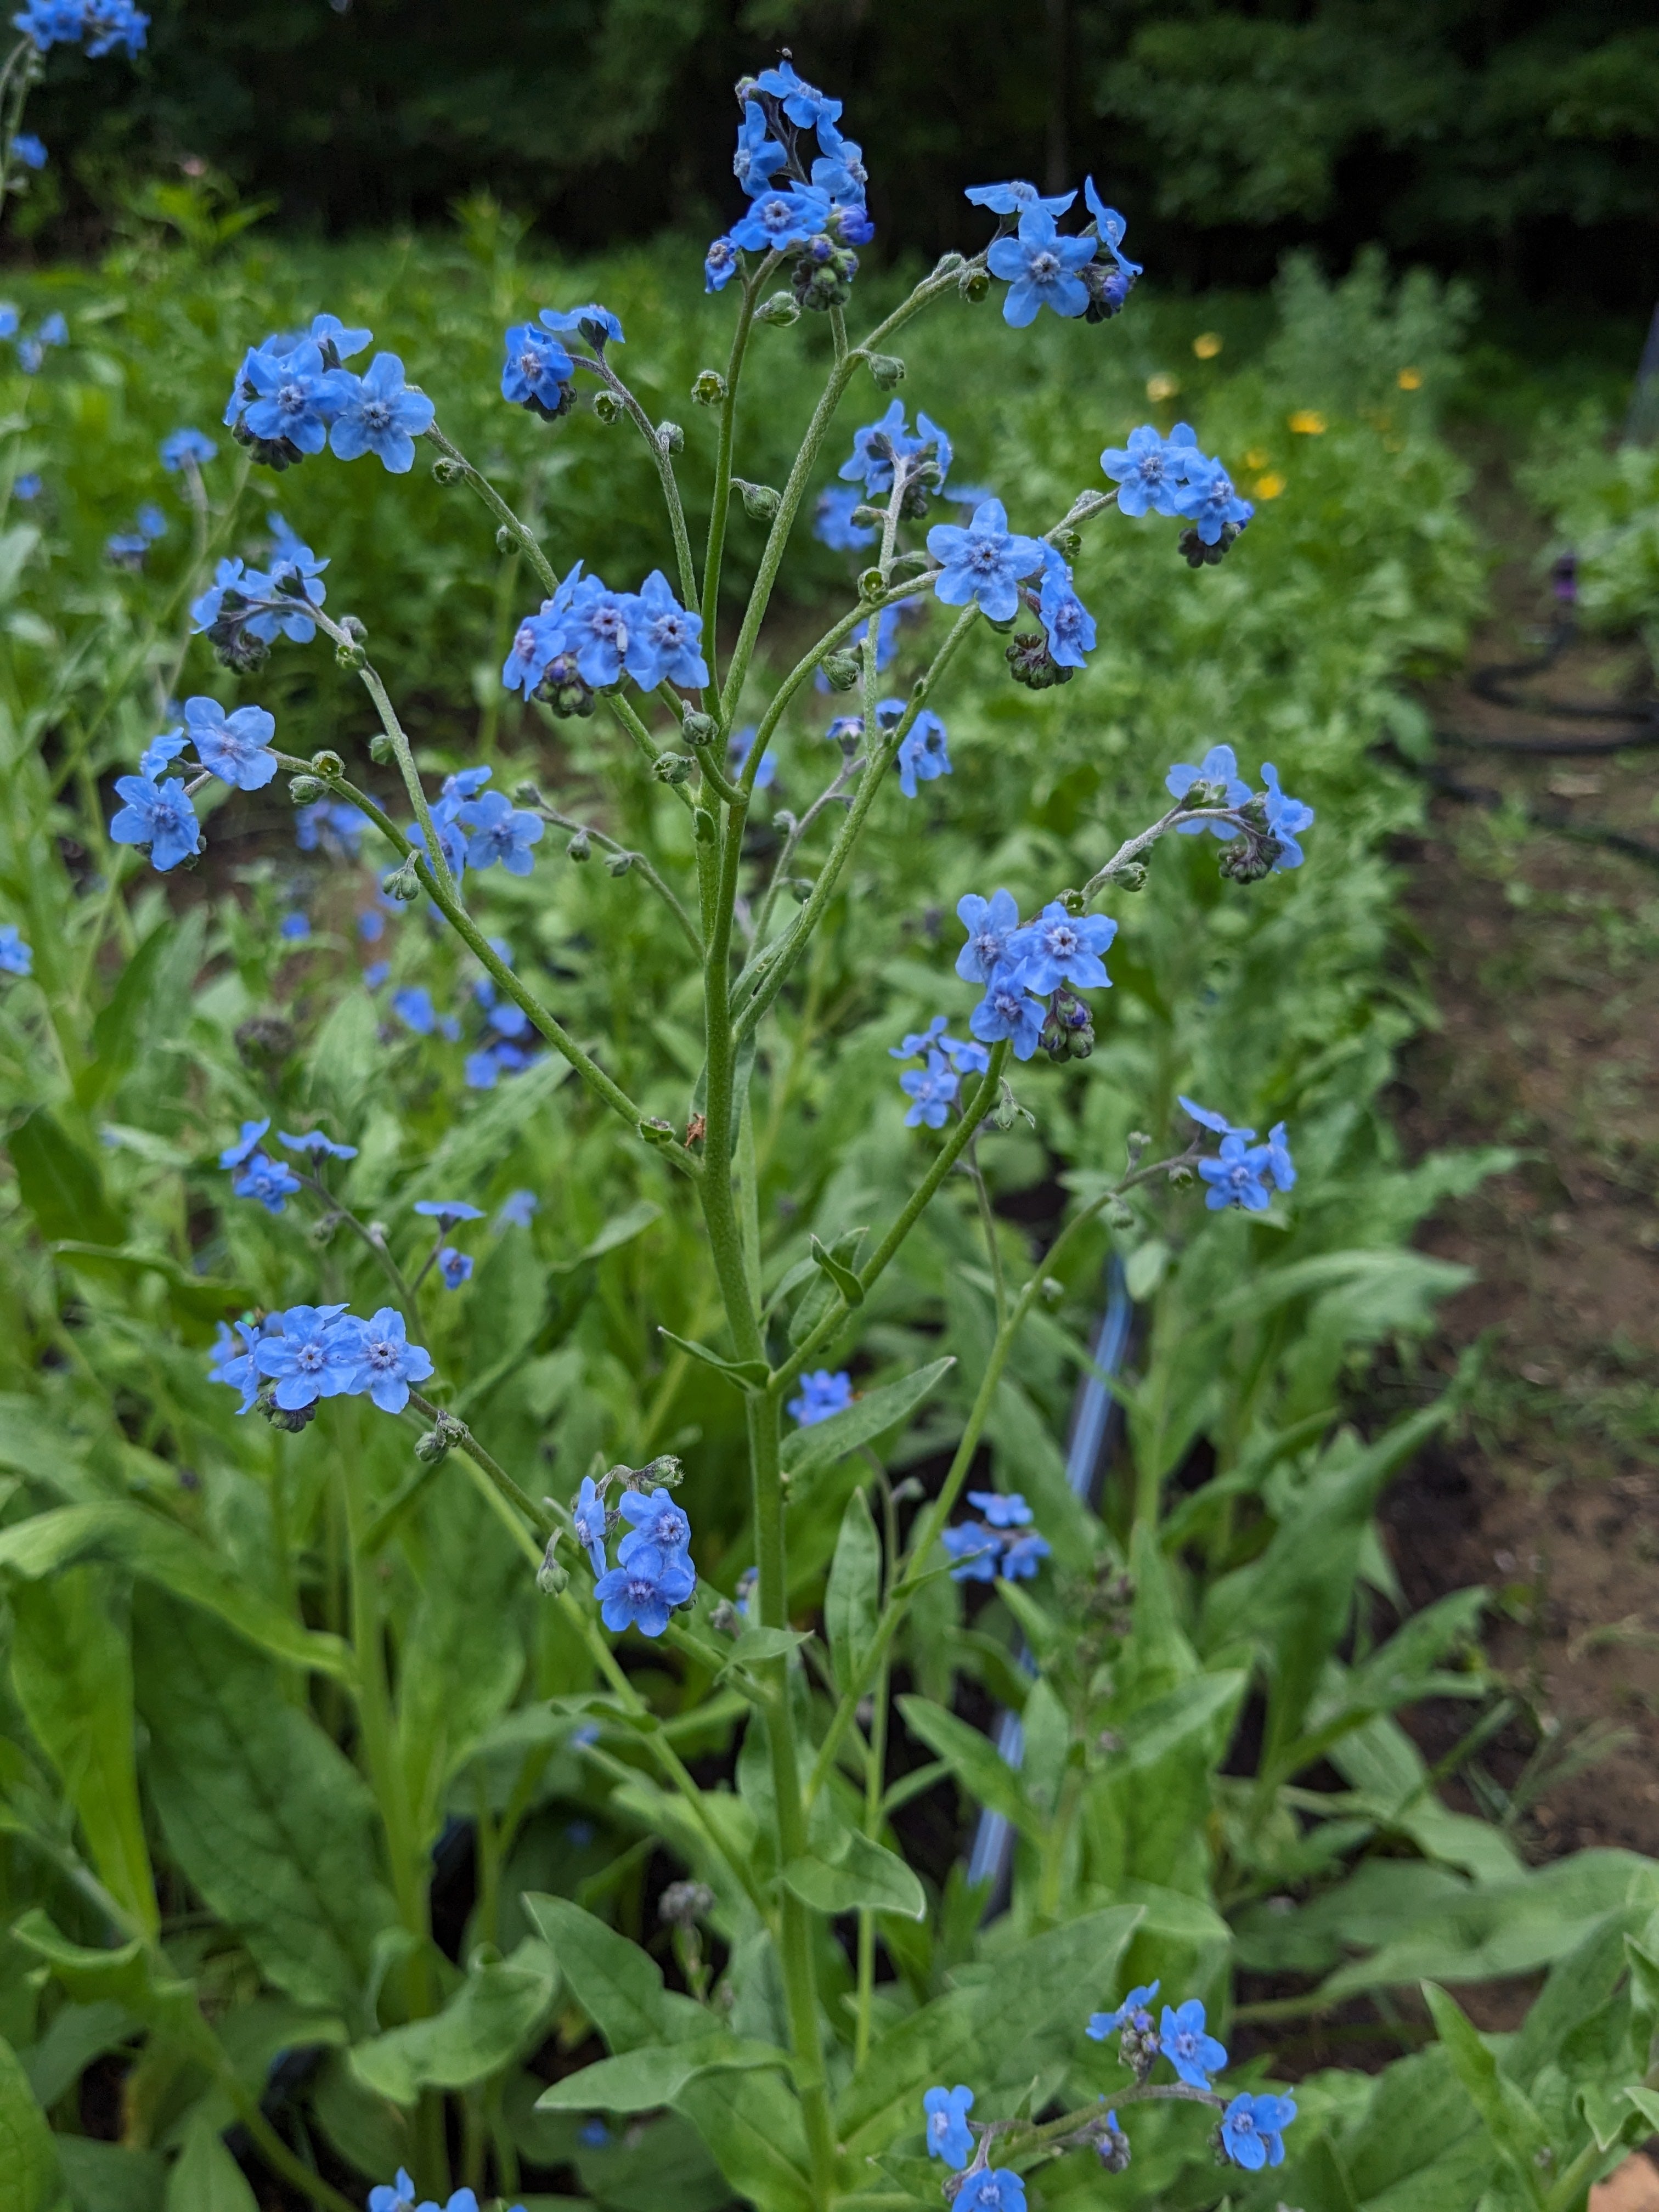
xmin=12 ymin=1911 xmax=219 ymax=2067
xmin=523 ymin=1893 xmax=709 ymax=2052
xmin=898 ymin=1695 xmax=1039 ymax=1840
xmin=782 ymin=1359 xmax=955 ymax=1486
xmin=0 ymin=2032 xmax=59 ymax=2212
xmin=351 ymin=1940 xmax=558 ymax=2104
xmin=783 ymin=1831 xmax=926 ymax=1921
xmin=537 ymin=2032 xmax=789 ymax=2114
xmin=658 ymin=1328 xmax=771 ymax=1392
xmin=825 ymin=1488 xmax=881 ymax=1696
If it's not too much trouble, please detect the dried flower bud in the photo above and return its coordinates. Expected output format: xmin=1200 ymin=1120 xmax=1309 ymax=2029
xmin=431 ymin=456 xmax=463 ymax=484
xmin=593 ymin=390 xmax=624 ymax=425
xmin=657 ymin=420 xmax=685 ymax=455
xmin=692 ymin=369 xmax=729 ymax=407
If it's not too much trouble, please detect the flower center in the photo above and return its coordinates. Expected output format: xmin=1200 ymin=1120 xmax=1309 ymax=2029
xmin=296 ymin=1342 xmax=323 ymax=1371
xmin=1030 ymin=251 xmax=1059 ymax=281
xmin=367 ymin=1338 xmax=397 ymax=1370
xmin=1048 ymin=925 xmax=1079 ymax=955
xmin=278 ymin=381 xmax=307 ymax=413
xmin=967 ymin=541 xmax=999 ymax=572
xmin=363 ymin=399 xmax=392 ymax=431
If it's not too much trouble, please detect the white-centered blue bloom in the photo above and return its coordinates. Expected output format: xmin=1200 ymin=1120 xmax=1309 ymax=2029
xmin=965 ymin=179 xmax=1075 ymax=218
xmin=1101 ymin=422 xmax=1200 ymax=518
xmin=1009 ymin=901 xmax=1116 ymax=993
xmin=788 ymin=1369 xmax=853 ymax=1425
xmin=899 ymin=1051 xmax=958 ymax=1129
xmin=1087 ymin=1981 xmax=1159 ymax=2040
xmin=955 ymin=889 xmax=1023 ymax=984
xmin=160 ymin=426 xmax=216 ymax=470
xmin=1220 ymin=2091 xmax=1296 ymax=2171
xmin=955 ymin=2169 xmax=1025 ymax=2212
xmin=1036 ymin=545 xmax=1096 ymax=668
xmin=1166 ymin=743 xmax=1251 ymax=834
xmin=969 ymin=974 xmax=1044 ymax=1059
xmin=896 ymin=707 xmax=951 ymax=798
xmin=348 ymin=1308 xmax=433 ymax=1413
xmin=255 ymin=1303 xmax=362 ymax=1409
xmin=617 ymin=1486 xmax=691 ymax=1565
xmin=458 ymin=791 xmax=544 ymax=875
xmin=730 ymin=185 xmax=833 ymax=254
xmin=232 ymin=1153 xmax=303 ymax=1212
xmin=328 ymin=353 xmax=434 ymax=474
xmin=184 ymin=696 xmax=279 ymax=791
xmin=922 ymin=2084 xmax=974 ymax=2169
xmin=927 ymin=498 xmax=1046 ymax=622
xmin=1161 ymin=1998 xmax=1228 ymax=2088
xmin=501 ymin=322 xmax=573 ymax=414
xmin=704 ymin=236 xmax=739 ymax=294
xmin=1173 ymin=453 xmax=1254 ymax=545
xmin=109 ymin=772 xmax=199 ymax=872
xmin=624 ymin=569 xmax=710 ymax=690
xmin=986 ymin=206 xmax=1097 ymax=326
xmin=732 ymin=100 xmax=786 ymax=196
xmin=594 ymin=1543 xmax=695 ymax=1637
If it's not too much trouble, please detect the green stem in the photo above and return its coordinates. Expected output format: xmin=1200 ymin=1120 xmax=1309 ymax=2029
xmin=966 ymin=1131 xmax=1007 ymax=1329
xmin=701 ymin=265 xmax=771 ymax=688
xmin=608 ymin=690 xmax=695 ymax=815
xmin=425 ymin=422 xmax=557 ymax=595
xmin=590 ymin=357 xmax=698 ymax=611
xmin=529 ymin=797 xmax=701 ymax=953
xmin=220 ymin=2082 xmax=362 ymax=2212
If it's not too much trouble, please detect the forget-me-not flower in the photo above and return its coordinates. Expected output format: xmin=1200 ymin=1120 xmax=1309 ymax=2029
xmin=922 ymin=2084 xmax=974 ymax=2170
xmin=967 ymin=1489 xmax=1032 ymax=1527
xmin=1261 ymin=763 xmax=1314 ymax=868
xmin=732 ymin=101 xmax=787 ymax=196
xmin=497 ymin=1189 xmax=538 ymax=1229
xmin=185 ymin=697 xmax=279 ymax=791
xmin=1009 ymin=901 xmax=1116 ymax=994
xmin=1036 ymin=547 xmax=1096 ymax=668
xmin=232 ymin=1153 xmax=304 ymax=1212
xmin=501 ymin=323 xmax=573 ymax=414
xmin=278 ymin=1128 xmax=357 ymax=1160
xmin=540 ymin=302 xmax=625 ymax=347
xmin=1165 ymin=743 xmax=1251 ymax=835
xmin=704 ymin=236 xmax=739 ymax=293
xmin=814 ymin=485 xmax=874 ymax=551
xmin=731 ymin=185 xmax=833 ymax=254
xmin=437 ymin=1248 xmax=473 ymax=1290
xmin=1086 ymin=1980 xmax=1160 ymax=2040
xmin=900 ymin=1051 xmax=959 ymax=1130
xmin=366 ymin=2169 xmax=417 ymax=2212
xmin=1198 ymin=1133 xmax=1274 ymax=1212
xmin=1220 ymin=2091 xmax=1296 ymax=2170
xmin=594 ymin=1543 xmax=695 ymax=1638
xmin=573 ymin=1475 xmax=609 ymax=1576
xmin=970 ymin=975 xmax=1043 ymax=1060
xmin=625 ymin=570 xmax=709 ymax=690
xmin=755 ymin=55 xmax=833 ymax=127
xmin=787 ymin=1369 xmax=853 ymax=1426
xmin=110 ymin=772 xmax=199 ymax=872
xmin=986 ymin=207 xmax=1097 ymax=325
xmin=955 ymin=2170 xmax=1025 ymax=2212
xmin=1083 ymin=177 xmax=1142 ymax=275
xmin=955 ymin=889 xmax=1023 ymax=983
xmin=240 ymin=340 xmax=348 ymax=455
xmin=618 ymin=1487 xmax=691 ymax=1565
xmin=927 ymin=498 xmax=1046 ymax=622
xmin=966 ymin=179 xmax=1075 ymax=218
xmin=943 ymin=1523 xmax=1000 ymax=1582
xmin=1173 ymin=454 xmax=1253 ymax=545
xmin=349 ymin=1309 xmax=434 ymax=1413
xmin=161 ymin=426 xmax=216 ymax=471
xmin=256 ymin=1305 xmax=361 ymax=1408
xmin=459 ymin=791 xmax=543 ymax=875
xmin=328 ymin=353 xmax=434 ymax=473
xmin=0 ymin=924 xmax=32 ymax=977
xmin=1101 ymin=423 xmax=1200 ymax=517
xmin=1160 ymin=1999 xmax=1228 ymax=2089
xmin=897 ymin=708 xmax=951 ymax=798
xmin=208 ymin=1319 xmax=263 ymax=1414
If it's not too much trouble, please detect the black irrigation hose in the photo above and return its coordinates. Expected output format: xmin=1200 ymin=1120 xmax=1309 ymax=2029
xmin=1399 ymin=753 xmax=1659 ymax=874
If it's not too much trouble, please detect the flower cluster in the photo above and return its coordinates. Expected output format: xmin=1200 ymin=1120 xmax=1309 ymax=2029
xmin=953 ymin=888 xmax=1116 ymax=1065
xmin=12 ymin=0 xmax=146 ymax=55
xmin=465 ymin=952 xmax=541 ymax=1091
xmin=499 ymin=301 xmax=623 ymax=420
xmin=967 ymin=174 xmax=1141 ymax=328
xmin=109 ymin=698 xmax=283 ymax=874
xmin=223 ymin=314 xmax=432 ymax=477
xmin=787 ymin=1368 xmax=853 ymax=1425
xmin=889 ymin=1016 xmax=989 ymax=1129
xmin=502 ymin=561 xmax=708 ymax=714
xmin=210 ymin=1302 xmax=432 ymax=1427
xmin=705 ymin=61 xmax=873 ymax=310
xmin=571 ymin=1462 xmax=697 ymax=1639
xmin=1083 ymin=1984 xmax=1297 ymax=2173
xmin=943 ymin=1491 xmax=1051 ymax=1582
xmin=1102 ymin=421 xmax=1254 ymax=562
xmin=0 ymin=924 xmax=32 ymax=977
xmin=1166 ymin=742 xmax=1314 ymax=876
xmin=1181 ymin=1096 xmax=1296 ymax=1212
xmin=403 ymin=763 xmax=544 ymax=884
xmin=192 ymin=513 xmax=329 ymax=672
xmin=104 ymin=500 xmax=166 ymax=570
xmin=0 ymin=304 xmax=67 ymax=375
xmin=218 ymin=1116 xmax=354 ymax=1216
xmin=369 ymin=2166 xmax=511 ymax=2212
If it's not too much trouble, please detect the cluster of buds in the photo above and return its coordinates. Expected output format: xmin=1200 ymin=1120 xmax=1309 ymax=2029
xmin=1040 ymin=985 xmax=1094 ymax=1062
xmin=1215 ymin=795 xmax=1285 ymax=883
xmin=1004 ymin=628 xmax=1074 ymax=691
xmin=533 ymin=651 xmax=596 ymax=719
xmin=1177 ymin=520 xmax=1243 ymax=568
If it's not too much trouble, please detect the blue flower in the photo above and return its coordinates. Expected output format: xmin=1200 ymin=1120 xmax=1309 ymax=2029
xmin=1086 ymin=1982 xmax=1160 ymax=2040
xmin=15 ymin=0 xmax=148 ymax=54
xmin=0 ymin=924 xmax=32 ymax=977
xmin=184 ymin=697 xmax=279 ymax=792
xmin=110 ymin=772 xmax=199 ymax=872
xmin=624 ymin=569 xmax=709 ymax=691
xmin=367 ymin=2169 xmax=417 ymax=2212
xmin=955 ymin=889 xmax=1023 ymax=984
xmin=787 ymin=1369 xmax=853 ymax=1426
xmin=140 ymin=726 xmax=188 ymax=776
xmin=414 ymin=1198 xmax=485 ymax=1223
xmin=438 ymin=1248 xmax=473 ymax=1290
xmin=1009 ymin=901 xmax=1116 ymax=994
xmin=1101 ymin=422 xmax=1200 ymax=518
xmin=1037 ymin=548 xmax=1096 ymax=668
xmin=704 ymin=236 xmax=740 ymax=292
xmin=254 ymin=1308 xmax=360 ymax=1412
xmin=897 ymin=708 xmax=951 ymax=799
xmin=0 ymin=305 xmax=17 ymax=338
xmin=943 ymin=1523 xmax=1000 ymax=1582
xmin=729 ymin=725 xmax=777 ymax=789
xmin=954 ymin=2168 xmax=1026 ymax=2212
xmin=730 ymin=186 xmax=833 ymax=255
xmin=307 ymin=312 xmax=373 ymax=363
xmin=13 ymin=472 xmax=41 ymax=499
xmin=501 ymin=322 xmax=574 ymax=415
xmin=249 ymin=517 xmax=328 ymax=643
xmin=159 ymin=426 xmax=216 ymax=472
xmin=458 ymin=791 xmax=544 ymax=876
xmin=539 ymin=303 xmax=625 ymax=348
xmin=566 ymin=574 xmax=634 ymax=689
xmin=839 ymin=399 xmax=952 ymax=496
xmin=577 ymin=2118 xmax=611 ymax=2149
xmin=106 ymin=532 xmax=150 ymax=568
xmin=277 ymin=911 xmax=309 ymax=942
xmin=594 ymin=1543 xmax=695 ymax=1638
xmin=811 ymin=116 xmax=868 ymax=206
xmin=219 ymin=1118 xmax=271 ymax=1169
xmin=296 ymin=799 xmax=364 ymax=856
xmin=1266 ymin=1122 xmax=1295 ymax=1190
xmin=207 ymin=1319 xmax=263 ymax=1414
xmin=966 ymin=179 xmax=1075 ymax=218
xmin=391 ymin=985 xmax=439 ymax=1036
xmin=1001 ymin=1530 xmax=1051 ymax=1579
xmin=1165 ymin=743 xmax=1251 ymax=836
xmin=573 ymin=1475 xmax=608 ymax=1576
xmin=1178 ymin=1094 xmax=1254 ymax=1139
xmin=617 ymin=1486 xmax=691 ymax=1565
xmin=900 ymin=1051 xmax=959 ymax=1130
xmin=733 ymin=99 xmax=787 ymax=196
xmin=329 ymin=353 xmax=434 ymax=474
xmin=241 ymin=340 xmax=349 ymax=456
xmin=364 ymin=962 xmax=390 ymax=990
xmin=944 ymin=1035 xmax=990 ymax=1075
xmin=12 ymin=133 xmax=45 ymax=168
xmin=347 ymin=1307 xmax=433 ymax=1413
xmin=970 ymin=975 xmax=1043 ymax=1060
xmin=1083 ymin=177 xmax=1143 ymax=277
xmin=501 ymin=608 xmax=563 ymax=699
xmin=278 ymin=1128 xmax=357 ymax=1160
xmin=927 ymin=498 xmax=1046 ymax=622
xmin=135 ymin=503 xmax=167 ymax=542
xmin=1198 ymin=1132 xmax=1274 ymax=1212
xmin=232 ymin=1153 xmax=304 ymax=1213
xmin=890 ymin=1015 xmax=949 ymax=1059
xmin=487 ymin=998 xmax=529 ymax=1040
xmin=967 ymin=1489 xmax=1031 ymax=1528
xmin=407 ymin=810 xmax=469 ymax=882
xmin=922 ymin=2084 xmax=974 ymax=2170
xmin=1220 ymin=2091 xmax=1296 ymax=2171
xmin=813 ymin=486 xmax=873 ymax=551
xmin=1172 ymin=454 xmax=1253 ymax=546
xmin=1261 ymin=763 xmax=1314 ymax=868
xmin=497 ymin=1189 xmax=538 ymax=1229
xmin=755 ymin=56 xmax=833 ymax=127
xmin=1160 ymin=1999 xmax=1227 ymax=2089
xmin=986 ymin=206 xmax=1097 ymax=326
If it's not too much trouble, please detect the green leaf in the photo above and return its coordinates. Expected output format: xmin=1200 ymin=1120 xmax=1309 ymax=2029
xmin=79 ymin=922 xmax=177 ymax=1110
xmin=0 ymin=1502 xmax=352 ymax=1679
xmin=721 ymin=1626 xmax=810 ymax=1668
xmin=786 ymin=1227 xmax=865 ymax=1346
xmin=7 ymin=1107 xmax=125 ymax=1249
xmin=10 ymin=1912 xmax=216 ymax=2066
xmin=1422 ymin=1982 xmax=1550 ymax=2197
xmin=0 ymin=2032 xmax=59 ymax=2212
xmin=44 ymin=1243 xmax=251 ymax=1325
xmin=825 ymin=1488 xmax=881 ymax=1696
xmin=896 ymin=1694 xmax=1037 ymax=1840
xmin=674 ymin=2068 xmax=814 ymax=2212
xmin=535 ymin=2032 xmax=788 ymax=2113
xmin=522 ymin=1894 xmax=708 ymax=2053
xmin=8 ymin=1566 xmax=157 ymax=1936
xmin=782 ymin=1359 xmax=955 ymax=1487
xmin=20 ymin=2000 xmax=138 ymax=2107
xmin=657 ymin=1329 xmax=770 ymax=1392
xmin=133 ymin=1589 xmax=396 ymax=2018
xmin=552 ymin=1198 xmax=662 ymax=1271
xmin=55 ymin=2137 xmax=166 ymax=2212
xmin=1622 ymin=2084 xmax=1659 ymax=2135
xmin=809 ymin=1233 xmax=864 ymax=1307
xmin=163 ymin=2118 xmax=257 ymax=2212
xmin=350 ymin=1940 xmax=558 ymax=2104
xmin=783 ymin=1832 xmax=926 ymax=1921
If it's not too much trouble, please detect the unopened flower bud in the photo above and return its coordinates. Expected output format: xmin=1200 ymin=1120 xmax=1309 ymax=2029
xmin=659 ymin=1879 xmax=715 ymax=1928
xmin=1115 ymin=861 xmax=1149 ymax=893
xmin=606 ymin=850 xmax=634 ymax=878
xmin=866 ymin=352 xmax=905 ymax=391
xmin=566 ymin=828 xmax=591 ymax=861
xmin=431 ymin=456 xmax=463 ymax=484
xmin=369 ymin=730 xmax=396 ymax=764
xmin=416 ymin=1413 xmax=465 ymax=1464
xmin=1104 ymin=1196 xmax=1135 ymax=1228
xmin=820 ymin=648 xmax=860 ymax=691
xmin=340 ymin=614 xmax=368 ymax=642
xmin=335 ymin=639 xmax=366 ymax=670
xmin=856 ymin=566 xmax=885 ymax=601
xmin=307 ymin=749 xmax=342 ymax=778
xmin=654 ymin=751 xmax=695 ymax=785
xmin=933 ymin=251 xmax=965 ymax=278
xmin=682 ymin=710 xmax=718 ymax=747
xmin=1057 ymin=886 xmax=1086 ymax=916
xmin=593 ymin=390 xmax=624 ymax=425
xmin=1005 ymin=630 xmax=1074 ymax=690
xmin=264 ymin=1399 xmax=318 ymax=1433
xmin=757 ymin=291 xmax=800 ymax=327
xmin=639 ymin=1116 xmax=676 ymax=1146
xmin=735 ymin=479 xmax=780 ymax=521
xmin=1167 ymin=1162 xmax=1195 ymax=1187
xmin=959 ymin=265 xmax=991 ymax=302
xmin=514 ymin=780 xmax=541 ymax=806
xmin=657 ymin=419 xmax=685 ymax=455
xmin=287 ymin=774 xmax=326 ymax=805
xmin=381 ymin=858 xmax=420 ymax=902
xmin=535 ymin=1538 xmax=568 ymax=1596
xmin=692 ymin=369 xmax=727 ymax=407
xmin=708 ymin=1598 xmax=740 ymax=1637
xmin=786 ymin=876 xmax=814 ymax=903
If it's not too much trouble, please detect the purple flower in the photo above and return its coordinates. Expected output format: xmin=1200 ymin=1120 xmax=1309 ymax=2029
xmin=1008 ymin=901 xmax=1116 ymax=994
xmin=255 ymin=1303 xmax=363 ymax=1409
xmin=969 ymin=976 xmax=1043 ymax=1061
xmin=328 ymin=352 xmax=434 ymax=474
xmin=922 ymin=2085 xmax=974 ymax=2170
xmin=954 ymin=888 xmax=1023 ymax=984
xmin=594 ymin=1543 xmax=695 ymax=1638
xmin=986 ymin=206 xmax=1096 ymax=326
xmin=927 ymin=497 xmax=1046 ymax=623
